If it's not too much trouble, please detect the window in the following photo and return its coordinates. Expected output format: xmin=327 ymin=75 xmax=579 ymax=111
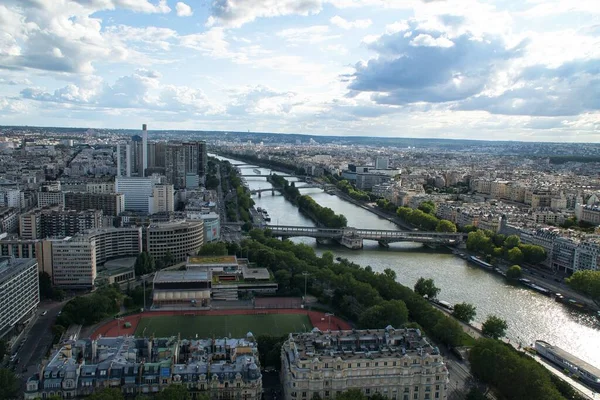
xmin=403 ymin=396 xmax=409 ymax=400
xmin=435 ymin=385 xmax=439 ymax=391
xmin=366 ymin=363 xmax=370 ymax=367
xmin=325 ymin=363 xmax=329 ymax=368
xmin=393 ymin=362 xmax=397 ymax=366
xmin=366 ymin=389 xmax=371 ymax=395
xmin=425 ymin=395 xmax=430 ymax=400
xmin=435 ymin=393 xmax=439 ymax=399
xmin=302 ymin=393 xmax=307 ymax=398
xmin=325 ymin=392 xmax=330 ymax=397
xmin=403 ymin=388 xmax=409 ymax=393
xmin=375 ymin=362 xmax=378 ymax=366
xmin=414 ymin=387 xmax=419 ymax=392
xmin=413 ymin=394 xmax=418 ymax=400
xmin=348 ymin=364 xmax=352 ymax=368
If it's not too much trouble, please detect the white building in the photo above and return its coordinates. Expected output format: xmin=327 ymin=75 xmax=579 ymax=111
xmin=149 ymin=184 xmax=175 ymax=214
xmin=375 ymin=157 xmax=389 ymax=170
xmin=37 ymin=191 xmax=65 ymax=208
xmin=0 ymin=257 xmax=39 ymax=337
xmin=573 ymin=240 xmax=600 ymax=271
xmin=115 ymin=175 xmax=161 ymax=213
xmin=281 ymin=327 xmax=448 ymax=400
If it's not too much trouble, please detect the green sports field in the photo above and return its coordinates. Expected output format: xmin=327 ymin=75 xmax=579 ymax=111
xmin=134 ymin=314 xmax=312 ymax=338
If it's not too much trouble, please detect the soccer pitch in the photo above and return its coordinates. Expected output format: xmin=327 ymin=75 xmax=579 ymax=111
xmin=134 ymin=313 xmax=312 ymax=338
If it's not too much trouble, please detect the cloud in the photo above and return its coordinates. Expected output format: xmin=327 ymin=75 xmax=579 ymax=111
xmin=277 ymin=25 xmax=340 ymax=44
xmin=458 ymin=59 xmax=600 ymax=116
xmin=348 ymin=19 xmax=526 ymax=105
xmin=227 ymin=85 xmax=304 ymax=116
xmin=207 ymin=0 xmax=323 ymax=28
xmin=0 ymin=78 xmax=32 ymax=85
xmin=175 ymin=2 xmax=193 ymax=17
xmin=330 ymin=15 xmax=372 ymax=29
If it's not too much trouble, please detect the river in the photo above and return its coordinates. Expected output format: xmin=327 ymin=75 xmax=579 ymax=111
xmin=214 ymin=155 xmax=600 ymax=367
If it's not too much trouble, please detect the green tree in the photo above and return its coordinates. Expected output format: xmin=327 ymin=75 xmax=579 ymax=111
xmin=435 ymin=219 xmax=457 ymax=233
xmin=163 ymin=250 xmax=175 ymax=267
xmin=519 ymin=244 xmax=547 ymax=264
xmin=465 ymin=388 xmax=489 ymax=400
xmin=507 ymin=247 xmax=524 ymax=264
xmin=198 ymin=242 xmax=228 ymax=256
xmin=506 ymin=265 xmax=522 ymax=280
xmin=418 ymin=201 xmax=436 ymax=215
xmin=358 ymin=300 xmax=409 ymax=329
xmin=0 ymin=339 xmax=6 ymax=361
xmin=452 ymin=302 xmax=477 ymax=323
xmin=335 ymin=389 xmax=367 ymax=400
xmin=467 ymin=230 xmax=493 ymax=254
xmin=134 ymin=252 xmax=155 ymax=276
xmin=482 ymin=315 xmax=508 ymax=339
xmin=0 ymin=368 xmax=20 ymax=400
xmin=566 ymin=270 xmax=600 ymax=305
xmin=88 ymin=388 xmax=125 ymax=400
xmin=414 ymin=277 xmax=441 ymax=299
xmin=504 ymin=234 xmax=521 ymax=249
xmin=155 ymin=384 xmax=191 ymax=400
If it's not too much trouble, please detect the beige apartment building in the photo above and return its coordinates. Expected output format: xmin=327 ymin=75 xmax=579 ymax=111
xmin=281 ymin=328 xmax=448 ymax=400
xmin=146 ymin=220 xmax=204 ymax=262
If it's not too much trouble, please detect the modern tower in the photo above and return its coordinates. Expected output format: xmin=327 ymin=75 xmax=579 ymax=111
xmin=142 ymin=123 xmax=148 ymax=177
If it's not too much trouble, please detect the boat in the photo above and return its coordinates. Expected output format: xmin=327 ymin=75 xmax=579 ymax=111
xmin=253 ymin=168 xmax=261 ymax=174
xmin=535 ymin=340 xmax=600 ymax=389
xmin=437 ymin=300 xmax=454 ymax=311
xmin=257 ymin=207 xmax=263 ymax=212
xmin=261 ymin=209 xmax=271 ymax=222
xmin=518 ymin=278 xmax=550 ymax=296
xmin=468 ymin=256 xmax=494 ymax=270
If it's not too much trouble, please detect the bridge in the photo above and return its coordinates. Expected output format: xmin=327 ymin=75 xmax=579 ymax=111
xmin=242 ymin=174 xmax=294 ymax=178
xmin=250 ymin=184 xmax=324 ymax=196
xmin=267 ymin=225 xmax=467 ymax=249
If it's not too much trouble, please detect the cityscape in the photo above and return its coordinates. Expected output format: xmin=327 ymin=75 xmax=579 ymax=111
xmin=1 ymin=1 xmax=600 ymax=400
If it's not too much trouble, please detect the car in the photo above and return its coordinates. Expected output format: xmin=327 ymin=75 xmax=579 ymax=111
xmin=41 ymin=310 xmax=48 ymax=316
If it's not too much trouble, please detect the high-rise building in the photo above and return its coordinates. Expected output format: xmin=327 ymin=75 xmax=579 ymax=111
xmin=183 ymin=141 xmax=208 ymax=177
xmin=375 ymin=156 xmax=389 ymax=170
xmin=281 ymin=328 xmax=449 ymax=400
xmin=51 ymin=237 xmax=97 ymax=288
xmin=142 ymin=123 xmax=148 ymax=177
xmin=145 ymin=220 xmax=204 ymax=262
xmin=149 ymin=184 xmax=174 ymax=214
xmin=64 ymin=192 xmax=124 ymax=216
xmin=115 ymin=176 xmax=161 ymax=213
xmin=19 ymin=208 xmax=103 ymax=239
xmin=0 ymin=257 xmax=39 ymax=337
xmin=116 ymin=143 xmax=132 ymax=177
xmin=165 ymin=144 xmax=186 ymax=189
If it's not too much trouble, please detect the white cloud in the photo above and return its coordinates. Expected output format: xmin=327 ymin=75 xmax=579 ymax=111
xmin=0 ymin=78 xmax=32 ymax=85
xmin=330 ymin=15 xmax=372 ymax=29
xmin=207 ymin=0 xmax=323 ymax=28
xmin=175 ymin=2 xmax=193 ymax=17
xmin=410 ymin=33 xmax=454 ymax=48
xmin=277 ymin=25 xmax=340 ymax=44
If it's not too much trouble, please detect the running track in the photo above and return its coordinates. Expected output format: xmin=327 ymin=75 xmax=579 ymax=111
xmin=91 ymin=309 xmax=351 ymax=339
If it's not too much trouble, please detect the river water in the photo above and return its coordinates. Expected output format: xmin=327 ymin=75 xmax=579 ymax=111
xmin=215 ymin=155 xmax=600 ymax=367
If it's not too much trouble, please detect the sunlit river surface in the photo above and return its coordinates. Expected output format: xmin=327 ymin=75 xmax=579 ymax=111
xmin=214 ymin=155 xmax=600 ymax=367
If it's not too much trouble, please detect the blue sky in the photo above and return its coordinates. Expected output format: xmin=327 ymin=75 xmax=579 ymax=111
xmin=0 ymin=0 xmax=599 ymax=141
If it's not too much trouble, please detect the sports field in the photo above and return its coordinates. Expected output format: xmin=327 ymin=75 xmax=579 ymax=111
xmin=134 ymin=313 xmax=312 ymax=338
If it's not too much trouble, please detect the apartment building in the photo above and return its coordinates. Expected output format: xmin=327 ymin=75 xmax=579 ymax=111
xmin=64 ymin=192 xmax=124 ymax=216
xmin=281 ymin=328 xmax=448 ymax=400
xmin=19 ymin=208 xmax=103 ymax=239
xmin=37 ymin=191 xmax=65 ymax=208
xmin=145 ymin=220 xmax=204 ymax=262
xmin=576 ymin=204 xmax=600 ymax=225
xmin=115 ymin=176 xmax=161 ymax=213
xmin=0 ymin=257 xmax=39 ymax=337
xmin=51 ymin=237 xmax=97 ymax=288
xmin=573 ymin=240 xmax=600 ymax=271
xmin=0 ymin=207 xmax=19 ymax=233
xmin=25 ymin=336 xmax=262 ymax=400
xmin=149 ymin=184 xmax=175 ymax=214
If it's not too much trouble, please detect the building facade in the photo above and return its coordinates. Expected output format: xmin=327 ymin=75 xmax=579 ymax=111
xmin=0 ymin=257 xmax=39 ymax=337
xmin=145 ymin=220 xmax=204 ymax=262
xmin=64 ymin=192 xmax=124 ymax=216
xmin=115 ymin=176 xmax=160 ymax=213
xmin=150 ymin=184 xmax=175 ymax=214
xmin=25 ymin=336 xmax=262 ymax=400
xmin=281 ymin=328 xmax=448 ymax=400
xmin=51 ymin=237 xmax=97 ymax=288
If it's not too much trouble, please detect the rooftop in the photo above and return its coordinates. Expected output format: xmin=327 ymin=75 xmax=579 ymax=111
xmin=0 ymin=257 xmax=37 ymax=283
xmin=188 ymin=255 xmax=238 ymax=265
xmin=154 ymin=269 xmax=210 ymax=283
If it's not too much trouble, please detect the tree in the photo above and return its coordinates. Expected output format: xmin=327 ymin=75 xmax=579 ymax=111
xmin=88 ymin=388 xmax=125 ymax=400
xmin=418 ymin=201 xmax=436 ymax=215
xmin=335 ymin=389 xmax=367 ymax=400
xmin=414 ymin=277 xmax=440 ymax=299
xmin=566 ymin=270 xmax=600 ymax=305
xmin=0 ymin=339 xmax=6 ymax=361
xmin=0 ymin=369 xmax=20 ymax=400
xmin=134 ymin=252 xmax=155 ymax=276
xmin=504 ymin=235 xmax=521 ymax=249
xmin=435 ymin=219 xmax=457 ymax=233
xmin=519 ymin=244 xmax=547 ymax=264
xmin=452 ymin=302 xmax=477 ymax=323
xmin=507 ymin=247 xmax=524 ymax=264
xmin=466 ymin=388 xmax=489 ymax=400
xmin=506 ymin=265 xmax=522 ymax=280
xmin=198 ymin=242 xmax=228 ymax=256
xmin=155 ymin=384 xmax=191 ymax=400
xmin=482 ymin=315 xmax=508 ymax=339
xmin=358 ymin=300 xmax=409 ymax=329
xmin=163 ymin=251 xmax=175 ymax=267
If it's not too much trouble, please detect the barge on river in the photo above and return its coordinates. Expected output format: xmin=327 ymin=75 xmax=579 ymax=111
xmin=468 ymin=255 xmax=494 ymax=270
xmin=535 ymin=340 xmax=600 ymax=389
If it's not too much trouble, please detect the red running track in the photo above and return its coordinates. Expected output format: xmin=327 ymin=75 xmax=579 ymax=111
xmin=91 ymin=309 xmax=351 ymax=339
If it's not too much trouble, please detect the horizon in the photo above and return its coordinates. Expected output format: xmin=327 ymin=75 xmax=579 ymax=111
xmin=0 ymin=0 xmax=599 ymax=142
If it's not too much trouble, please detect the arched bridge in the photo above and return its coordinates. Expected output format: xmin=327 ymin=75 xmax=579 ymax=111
xmin=250 ymin=184 xmax=324 ymax=195
xmin=267 ymin=225 xmax=467 ymax=249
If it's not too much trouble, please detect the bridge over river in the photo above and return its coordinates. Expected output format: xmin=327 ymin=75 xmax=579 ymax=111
xmin=267 ymin=225 xmax=467 ymax=249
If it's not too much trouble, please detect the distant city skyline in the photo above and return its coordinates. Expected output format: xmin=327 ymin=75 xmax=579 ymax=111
xmin=0 ymin=0 xmax=599 ymax=142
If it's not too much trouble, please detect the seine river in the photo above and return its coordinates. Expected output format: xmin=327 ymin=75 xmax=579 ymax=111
xmin=215 ymin=155 xmax=600 ymax=367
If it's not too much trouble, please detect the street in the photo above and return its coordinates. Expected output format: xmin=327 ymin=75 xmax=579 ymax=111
xmin=13 ymin=301 xmax=65 ymax=384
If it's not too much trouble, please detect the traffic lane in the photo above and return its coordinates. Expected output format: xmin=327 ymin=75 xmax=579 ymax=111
xmin=17 ymin=302 xmax=64 ymax=381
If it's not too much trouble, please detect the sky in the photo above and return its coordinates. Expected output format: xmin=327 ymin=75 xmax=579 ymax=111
xmin=0 ymin=0 xmax=599 ymax=142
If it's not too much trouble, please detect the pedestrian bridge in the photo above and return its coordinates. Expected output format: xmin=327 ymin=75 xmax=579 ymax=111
xmin=267 ymin=225 xmax=467 ymax=249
